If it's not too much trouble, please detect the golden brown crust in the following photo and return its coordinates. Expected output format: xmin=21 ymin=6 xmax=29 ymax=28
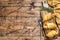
xmin=43 ymin=22 xmax=57 ymax=29
xmin=58 ymin=25 xmax=60 ymax=29
xmin=42 ymin=13 xmax=52 ymax=22
xmin=55 ymin=13 xmax=60 ymax=17
xmin=42 ymin=0 xmax=60 ymax=39
xmin=56 ymin=18 xmax=60 ymax=24
xmin=46 ymin=30 xmax=59 ymax=38
xmin=47 ymin=0 xmax=60 ymax=7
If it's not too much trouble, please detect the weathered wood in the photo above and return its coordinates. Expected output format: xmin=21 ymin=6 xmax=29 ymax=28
xmin=0 ymin=0 xmax=42 ymax=40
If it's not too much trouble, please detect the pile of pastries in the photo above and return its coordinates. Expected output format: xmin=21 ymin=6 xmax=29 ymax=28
xmin=42 ymin=0 xmax=60 ymax=39
xmin=42 ymin=11 xmax=59 ymax=39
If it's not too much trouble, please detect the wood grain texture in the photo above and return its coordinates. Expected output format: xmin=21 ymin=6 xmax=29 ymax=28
xmin=0 ymin=0 xmax=42 ymax=40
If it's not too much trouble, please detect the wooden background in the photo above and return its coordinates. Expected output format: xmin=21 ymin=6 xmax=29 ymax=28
xmin=0 ymin=0 xmax=44 ymax=40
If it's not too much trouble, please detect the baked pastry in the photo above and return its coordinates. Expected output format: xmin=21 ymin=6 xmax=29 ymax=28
xmin=47 ymin=0 xmax=60 ymax=7
xmin=58 ymin=25 xmax=60 ymax=30
xmin=43 ymin=22 xmax=57 ymax=29
xmin=56 ymin=13 xmax=60 ymax=18
xmin=42 ymin=13 xmax=52 ymax=22
xmin=54 ymin=4 xmax=60 ymax=9
xmin=56 ymin=18 xmax=60 ymax=24
xmin=46 ymin=30 xmax=59 ymax=38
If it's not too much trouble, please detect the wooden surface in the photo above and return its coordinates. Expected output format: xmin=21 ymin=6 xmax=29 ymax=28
xmin=0 ymin=0 xmax=43 ymax=40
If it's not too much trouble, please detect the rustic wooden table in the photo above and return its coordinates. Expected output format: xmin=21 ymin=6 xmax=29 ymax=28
xmin=0 ymin=0 xmax=43 ymax=40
